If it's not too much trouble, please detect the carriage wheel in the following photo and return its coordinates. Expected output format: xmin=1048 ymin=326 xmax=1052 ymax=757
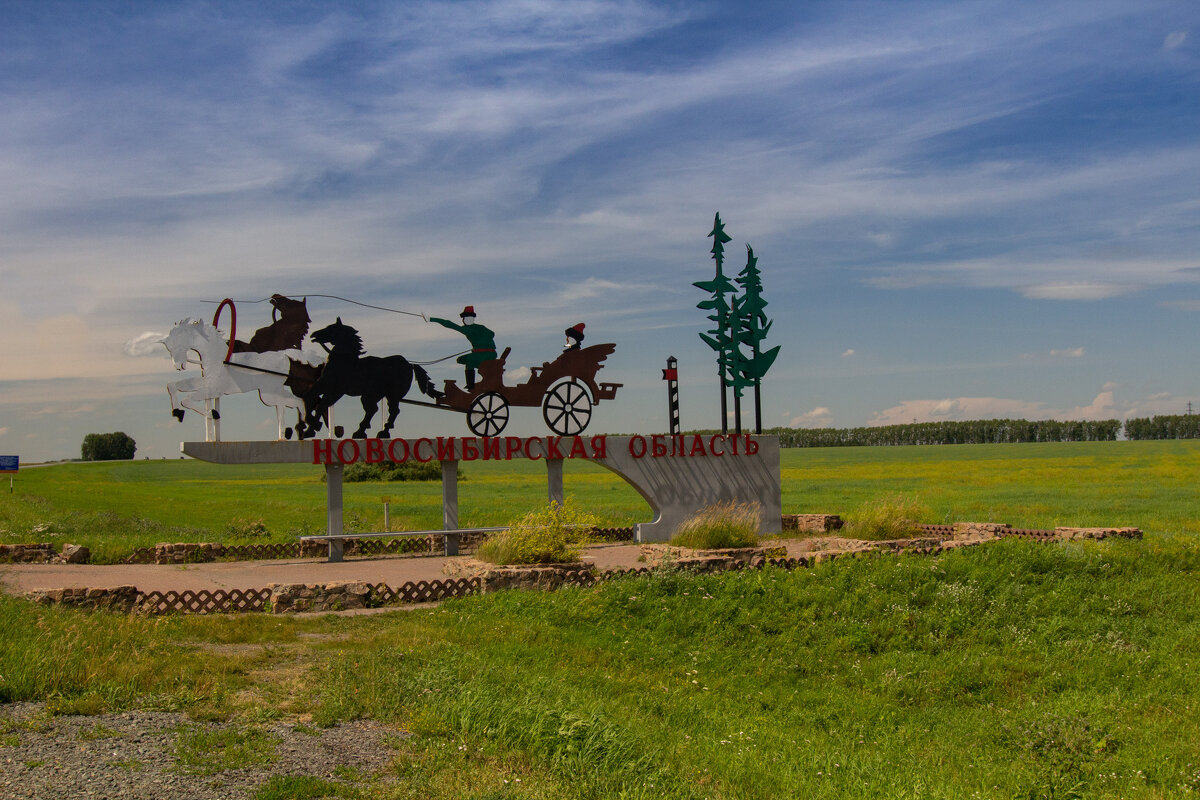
xmin=542 ymin=380 xmax=592 ymax=436
xmin=467 ymin=392 xmax=510 ymax=436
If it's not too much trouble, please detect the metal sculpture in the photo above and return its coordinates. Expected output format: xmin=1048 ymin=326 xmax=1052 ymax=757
xmin=165 ymin=295 xmax=622 ymax=440
xmin=162 ymin=318 xmax=323 ymax=441
xmin=230 ymin=294 xmax=311 ymax=354
xmin=296 ymin=319 xmax=442 ymax=439
xmin=428 ymin=306 xmax=497 ymax=390
xmin=695 ymin=213 xmax=779 ymax=434
xmin=430 ymin=339 xmax=620 ymax=437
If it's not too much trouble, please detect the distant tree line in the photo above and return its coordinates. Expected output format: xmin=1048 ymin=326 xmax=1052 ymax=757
xmin=738 ymin=419 xmax=1123 ymax=447
xmin=1123 ymin=414 xmax=1200 ymax=440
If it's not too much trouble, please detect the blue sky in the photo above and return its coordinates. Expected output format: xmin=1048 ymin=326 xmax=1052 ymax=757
xmin=2 ymin=0 xmax=1199 ymax=461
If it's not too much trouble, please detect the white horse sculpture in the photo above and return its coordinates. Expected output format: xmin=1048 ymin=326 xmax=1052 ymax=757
xmin=162 ymin=318 xmax=325 ymax=442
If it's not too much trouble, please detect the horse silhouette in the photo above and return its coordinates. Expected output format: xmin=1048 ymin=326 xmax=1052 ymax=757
xmin=297 ymin=318 xmax=441 ymax=439
xmin=231 ymin=294 xmax=311 ymax=354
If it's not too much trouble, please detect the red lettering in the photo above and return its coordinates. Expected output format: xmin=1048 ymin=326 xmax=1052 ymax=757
xmin=745 ymin=435 xmax=758 ymax=455
xmin=670 ymin=435 xmax=685 ymax=456
xmin=312 ymin=439 xmax=333 ymax=464
xmin=728 ymin=435 xmax=740 ymax=455
xmin=689 ymin=435 xmax=707 ymax=457
xmin=461 ymin=438 xmax=479 ymax=461
xmin=651 ymin=435 xmax=667 ymax=457
xmin=569 ymin=436 xmax=589 ymax=459
xmin=505 ymin=437 xmax=524 ymax=459
xmin=387 ymin=439 xmax=410 ymax=462
xmin=414 ymin=438 xmax=434 ymax=463
xmin=437 ymin=437 xmax=456 ymax=461
xmin=365 ymin=438 xmax=385 ymax=463
xmin=629 ymin=436 xmax=647 ymax=458
xmin=524 ymin=438 xmax=543 ymax=460
xmin=590 ymin=435 xmax=607 ymax=459
xmin=337 ymin=439 xmax=361 ymax=464
xmin=545 ymin=437 xmax=564 ymax=459
xmin=480 ymin=437 xmax=501 ymax=459
xmin=708 ymin=435 xmax=725 ymax=456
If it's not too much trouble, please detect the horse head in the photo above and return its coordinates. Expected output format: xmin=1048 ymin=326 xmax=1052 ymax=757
xmin=270 ymin=294 xmax=311 ymax=325
xmin=310 ymin=317 xmax=364 ymax=355
xmin=162 ymin=318 xmax=220 ymax=369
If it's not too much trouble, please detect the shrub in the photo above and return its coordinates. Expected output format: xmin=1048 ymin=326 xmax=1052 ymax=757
xmin=476 ymin=500 xmax=601 ymax=565
xmin=331 ymin=461 xmax=462 ymax=483
xmin=670 ymin=501 xmax=761 ymax=549
xmin=224 ymin=518 xmax=270 ymax=538
xmin=843 ymin=494 xmax=931 ymax=540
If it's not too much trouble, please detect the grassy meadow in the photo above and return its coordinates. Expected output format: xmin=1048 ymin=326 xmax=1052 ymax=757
xmin=3 ymin=440 xmax=1200 ymax=561
xmin=2 ymin=441 xmax=1200 ymax=798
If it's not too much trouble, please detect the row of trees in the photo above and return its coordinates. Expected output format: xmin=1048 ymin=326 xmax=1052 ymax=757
xmin=1123 ymin=415 xmax=1200 ymax=440
xmin=767 ymin=419 xmax=1123 ymax=447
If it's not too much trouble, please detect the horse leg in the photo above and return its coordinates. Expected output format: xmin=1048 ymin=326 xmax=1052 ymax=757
xmin=354 ymin=395 xmax=380 ymax=439
xmin=378 ymin=395 xmax=401 ymax=439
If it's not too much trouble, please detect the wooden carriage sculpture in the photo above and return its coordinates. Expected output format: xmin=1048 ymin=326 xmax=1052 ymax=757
xmin=436 ymin=344 xmax=621 ymax=436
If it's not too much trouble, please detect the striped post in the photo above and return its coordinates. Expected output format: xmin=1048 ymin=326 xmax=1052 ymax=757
xmin=663 ymin=356 xmax=680 ymax=435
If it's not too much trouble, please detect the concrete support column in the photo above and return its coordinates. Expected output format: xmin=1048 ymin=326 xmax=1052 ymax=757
xmin=325 ymin=462 xmax=344 ymax=562
xmin=442 ymin=460 xmax=460 ymax=556
xmin=547 ymin=458 xmax=564 ymax=506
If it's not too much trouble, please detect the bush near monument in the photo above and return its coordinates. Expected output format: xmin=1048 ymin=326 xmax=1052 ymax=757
xmin=669 ymin=501 xmax=760 ymax=549
xmin=80 ymin=432 xmax=136 ymax=461
xmin=477 ymin=500 xmax=600 ymax=565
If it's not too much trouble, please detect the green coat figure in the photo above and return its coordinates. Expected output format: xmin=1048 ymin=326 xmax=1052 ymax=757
xmin=430 ymin=305 xmax=497 ymax=390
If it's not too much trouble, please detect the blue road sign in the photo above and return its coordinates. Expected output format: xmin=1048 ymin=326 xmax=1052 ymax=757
xmin=0 ymin=455 xmax=18 ymax=474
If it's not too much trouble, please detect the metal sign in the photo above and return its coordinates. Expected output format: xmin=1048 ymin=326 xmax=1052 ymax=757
xmin=0 ymin=455 xmax=18 ymax=474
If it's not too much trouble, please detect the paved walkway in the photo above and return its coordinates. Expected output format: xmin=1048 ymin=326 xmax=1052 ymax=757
xmin=0 ymin=542 xmax=659 ymax=594
xmin=0 ymin=538 xmax=861 ymax=596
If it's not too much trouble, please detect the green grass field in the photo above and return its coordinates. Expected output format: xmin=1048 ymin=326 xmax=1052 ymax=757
xmin=2 ymin=442 xmax=1200 ymax=798
xmin=4 ymin=440 xmax=1199 ymax=561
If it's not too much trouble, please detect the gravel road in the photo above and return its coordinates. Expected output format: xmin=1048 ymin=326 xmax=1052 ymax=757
xmin=0 ymin=702 xmax=403 ymax=799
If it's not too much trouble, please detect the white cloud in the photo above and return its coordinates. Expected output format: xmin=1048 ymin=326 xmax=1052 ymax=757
xmin=1048 ymin=347 xmax=1085 ymax=358
xmin=1160 ymin=300 xmax=1200 ymax=311
xmin=1066 ymin=391 xmax=1118 ymax=420
xmin=1020 ymin=282 xmax=1132 ymax=301
xmin=505 ymin=366 xmax=531 ymax=384
xmin=1165 ymin=31 xmax=1187 ymax=50
xmin=841 ymin=349 xmax=856 ymax=358
xmin=870 ymin=397 xmax=1052 ymax=425
xmin=789 ymin=407 xmax=833 ymax=428
xmin=0 ymin=427 xmax=9 ymax=437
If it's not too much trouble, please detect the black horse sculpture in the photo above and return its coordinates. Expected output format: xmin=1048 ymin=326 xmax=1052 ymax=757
xmin=296 ymin=318 xmax=441 ymax=439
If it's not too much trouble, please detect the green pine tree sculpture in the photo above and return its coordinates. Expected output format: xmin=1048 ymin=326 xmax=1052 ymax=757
xmin=734 ymin=244 xmax=780 ymax=433
xmin=694 ymin=212 xmax=737 ymax=432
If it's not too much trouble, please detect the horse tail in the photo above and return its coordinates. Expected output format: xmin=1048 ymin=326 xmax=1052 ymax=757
xmin=413 ymin=363 xmax=442 ymax=399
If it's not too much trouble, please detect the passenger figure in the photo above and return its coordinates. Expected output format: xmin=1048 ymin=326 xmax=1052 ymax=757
xmin=563 ymin=322 xmax=585 ymax=352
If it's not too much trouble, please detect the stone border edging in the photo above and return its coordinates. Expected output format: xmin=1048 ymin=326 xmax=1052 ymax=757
xmin=20 ymin=522 xmax=1143 ymax=615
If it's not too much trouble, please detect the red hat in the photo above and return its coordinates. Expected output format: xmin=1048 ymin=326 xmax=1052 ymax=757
xmin=565 ymin=322 xmax=585 ymax=341
xmin=460 ymin=305 xmax=476 ymax=318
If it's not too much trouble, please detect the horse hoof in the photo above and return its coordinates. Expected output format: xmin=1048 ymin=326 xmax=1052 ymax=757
xmin=352 ymin=431 xmax=367 ymax=439
xmin=334 ymin=426 xmax=345 ymax=437
xmin=211 ymin=409 xmax=221 ymax=420
xmin=377 ymin=432 xmax=390 ymax=439
xmin=284 ymin=428 xmax=293 ymax=440
xmin=172 ymin=409 xmax=185 ymax=422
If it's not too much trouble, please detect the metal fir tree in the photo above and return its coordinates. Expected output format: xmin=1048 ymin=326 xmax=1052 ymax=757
xmin=733 ymin=243 xmax=780 ymax=434
xmin=694 ymin=212 xmax=736 ymax=433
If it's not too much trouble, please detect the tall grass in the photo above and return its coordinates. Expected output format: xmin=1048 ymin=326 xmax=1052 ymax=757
xmin=669 ymin=501 xmax=760 ymax=549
